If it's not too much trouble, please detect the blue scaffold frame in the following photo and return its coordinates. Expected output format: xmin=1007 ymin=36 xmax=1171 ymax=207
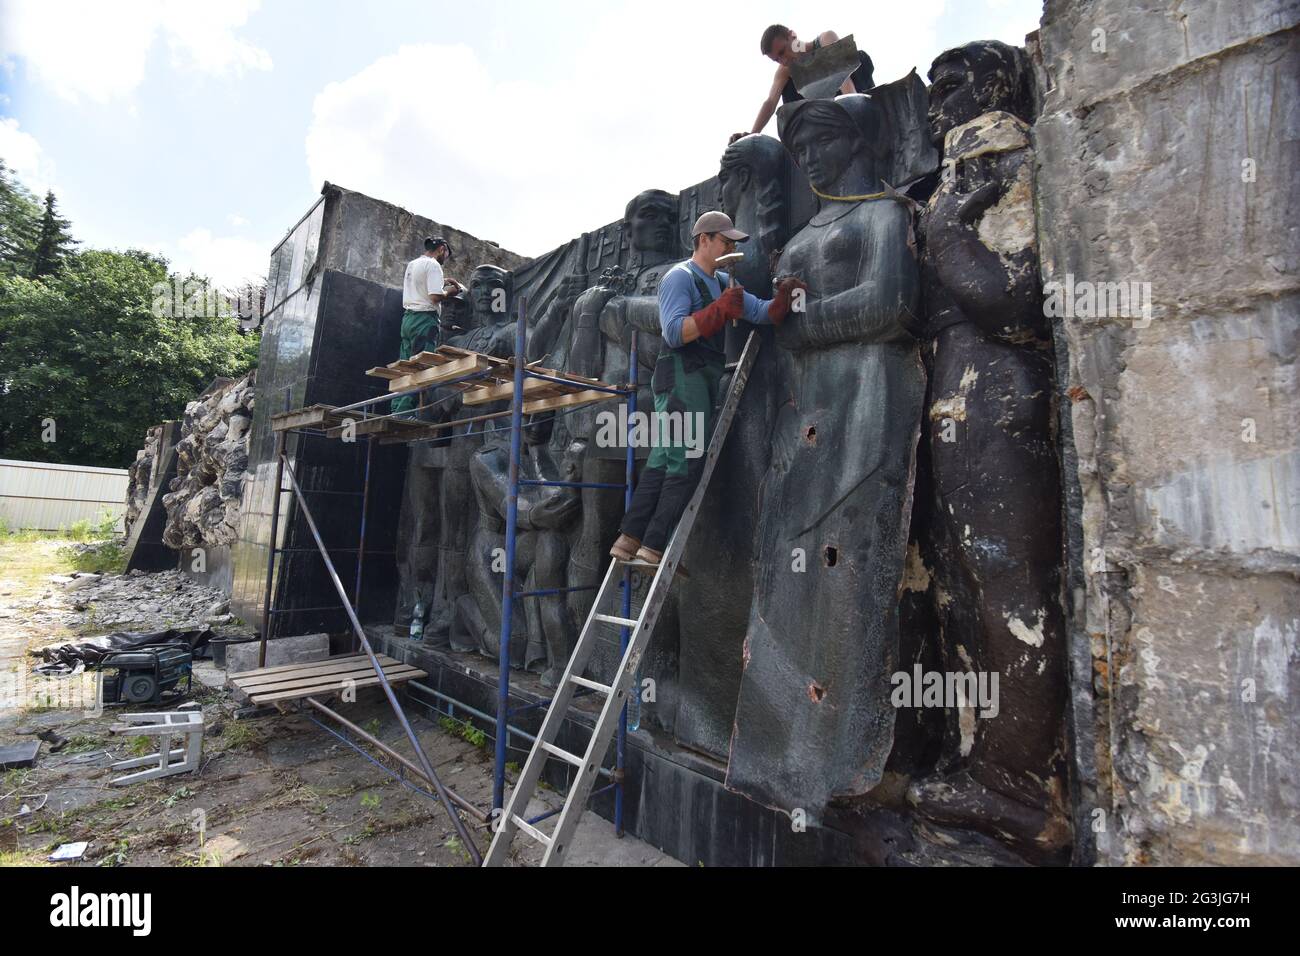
xmin=262 ymin=294 xmax=640 ymax=842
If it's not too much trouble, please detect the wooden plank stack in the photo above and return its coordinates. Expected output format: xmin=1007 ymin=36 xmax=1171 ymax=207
xmin=365 ymin=346 xmax=621 ymax=414
xmin=270 ymin=347 xmax=625 ymax=442
xmin=229 ymin=654 xmax=426 ymax=705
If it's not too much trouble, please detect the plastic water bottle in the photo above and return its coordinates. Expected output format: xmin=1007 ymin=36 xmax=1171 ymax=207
xmin=410 ymin=600 xmax=425 ymax=641
xmin=626 ymin=667 xmax=642 ymax=733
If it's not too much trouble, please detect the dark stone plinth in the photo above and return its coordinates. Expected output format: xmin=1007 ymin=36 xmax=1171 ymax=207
xmin=367 ymin=624 xmax=1021 ymax=866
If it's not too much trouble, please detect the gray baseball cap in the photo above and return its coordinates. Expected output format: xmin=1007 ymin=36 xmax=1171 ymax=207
xmin=690 ymin=210 xmax=749 ymax=241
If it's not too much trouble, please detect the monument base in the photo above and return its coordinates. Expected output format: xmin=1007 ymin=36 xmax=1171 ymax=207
xmin=367 ymin=625 xmax=1030 ymax=866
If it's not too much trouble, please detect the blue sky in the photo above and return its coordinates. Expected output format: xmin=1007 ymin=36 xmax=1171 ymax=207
xmin=0 ymin=0 xmax=1044 ymax=286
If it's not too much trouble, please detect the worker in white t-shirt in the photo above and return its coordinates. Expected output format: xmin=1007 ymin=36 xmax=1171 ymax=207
xmin=394 ymin=236 xmax=464 ymax=413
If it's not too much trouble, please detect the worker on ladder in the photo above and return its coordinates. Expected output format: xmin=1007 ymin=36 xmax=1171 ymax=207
xmin=610 ymin=211 xmax=806 ymax=567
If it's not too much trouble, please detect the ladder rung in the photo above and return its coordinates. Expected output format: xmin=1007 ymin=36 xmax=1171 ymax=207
xmin=511 ymin=814 xmax=552 ymax=846
xmin=594 ymin=613 xmax=638 ymax=629
xmin=540 ymin=741 xmax=584 ymax=768
xmin=569 ymin=674 xmax=612 ymax=695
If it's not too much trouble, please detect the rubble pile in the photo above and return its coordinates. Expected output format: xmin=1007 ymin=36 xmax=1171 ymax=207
xmin=38 ymin=569 xmax=235 ymax=634
xmin=161 ymin=374 xmax=255 ymax=550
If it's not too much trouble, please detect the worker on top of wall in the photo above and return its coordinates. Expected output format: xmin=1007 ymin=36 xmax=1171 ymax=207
xmin=393 ymin=236 xmax=465 ymax=414
xmin=730 ymin=24 xmax=875 ymax=144
xmin=609 ymin=211 xmax=806 ymax=567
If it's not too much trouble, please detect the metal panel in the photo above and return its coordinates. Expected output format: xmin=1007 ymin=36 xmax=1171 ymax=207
xmin=0 ymin=458 xmax=129 ymax=531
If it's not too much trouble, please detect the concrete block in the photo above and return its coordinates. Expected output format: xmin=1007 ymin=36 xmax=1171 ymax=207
xmin=225 ymin=633 xmax=330 ymax=675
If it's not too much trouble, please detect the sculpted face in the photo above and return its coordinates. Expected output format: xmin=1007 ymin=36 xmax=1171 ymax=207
xmin=717 ymin=164 xmax=752 ymax=222
xmin=927 ymin=58 xmax=980 ymax=147
xmin=469 ymin=267 xmax=509 ymax=327
xmin=788 ymin=120 xmax=860 ymax=194
xmin=626 ymin=192 xmax=678 ymax=257
xmin=928 ymin=44 xmax=1027 ymax=147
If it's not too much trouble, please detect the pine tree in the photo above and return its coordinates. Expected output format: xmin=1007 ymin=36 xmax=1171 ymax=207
xmin=29 ymin=189 xmax=76 ymax=279
xmin=0 ymin=159 xmax=41 ymax=274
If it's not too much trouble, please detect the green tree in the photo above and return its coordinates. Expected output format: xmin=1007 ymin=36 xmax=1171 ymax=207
xmin=0 ymin=248 xmax=260 ymax=467
xmin=29 ymin=190 xmax=76 ymax=279
xmin=0 ymin=159 xmax=41 ymax=275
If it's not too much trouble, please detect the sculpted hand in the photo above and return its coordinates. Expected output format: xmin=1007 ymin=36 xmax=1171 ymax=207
xmin=767 ymin=277 xmax=809 ymax=324
xmin=957 ymin=182 xmax=1001 ymax=225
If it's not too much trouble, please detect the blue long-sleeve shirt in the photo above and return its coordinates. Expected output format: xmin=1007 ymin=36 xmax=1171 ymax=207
xmin=657 ymin=260 xmax=773 ymax=349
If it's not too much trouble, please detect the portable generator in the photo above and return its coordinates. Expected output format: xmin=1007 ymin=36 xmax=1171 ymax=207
xmin=98 ymin=644 xmax=194 ymax=706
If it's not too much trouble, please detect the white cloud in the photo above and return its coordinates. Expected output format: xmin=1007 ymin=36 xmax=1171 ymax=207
xmin=304 ymin=2 xmax=949 ymax=258
xmin=0 ymin=116 xmax=55 ymax=194
xmin=171 ymin=227 xmax=269 ymax=287
xmin=0 ymin=0 xmax=271 ymax=104
xmin=159 ymin=1 xmax=273 ymax=76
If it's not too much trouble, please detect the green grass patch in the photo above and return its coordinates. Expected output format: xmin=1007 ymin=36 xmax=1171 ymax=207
xmin=220 ymin=721 xmax=265 ymax=751
xmin=437 ymin=714 xmax=487 ymax=748
xmin=58 ymin=538 xmax=126 ymax=575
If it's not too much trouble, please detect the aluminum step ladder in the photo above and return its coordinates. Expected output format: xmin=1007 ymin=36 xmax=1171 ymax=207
xmin=482 ymin=330 xmax=761 ymax=866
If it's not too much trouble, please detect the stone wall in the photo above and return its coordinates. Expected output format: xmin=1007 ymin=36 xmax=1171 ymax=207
xmin=161 ymin=375 xmax=255 ymax=550
xmin=1034 ymin=0 xmax=1299 ymax=864
xmin=125 ymin=424 xmax=165 ymax=534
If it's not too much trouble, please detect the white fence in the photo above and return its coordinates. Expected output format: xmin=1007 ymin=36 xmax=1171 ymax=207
xmin=0 ymin=458 xmax=128 ymax=532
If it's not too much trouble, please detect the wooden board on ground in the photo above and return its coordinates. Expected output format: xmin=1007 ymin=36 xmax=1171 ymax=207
xmin=229 ymin=654 xmax=426 ymax=705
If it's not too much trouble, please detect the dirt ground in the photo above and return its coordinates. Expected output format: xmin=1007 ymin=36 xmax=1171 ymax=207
xmin=1 ymin=536 xmax=672 ymax=868
xmin=3 ymin=689 xmax=512 ymax=867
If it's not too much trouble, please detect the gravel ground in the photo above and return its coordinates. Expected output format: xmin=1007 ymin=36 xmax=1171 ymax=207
xmin=0 ymin=538 xmax=679 ymax=868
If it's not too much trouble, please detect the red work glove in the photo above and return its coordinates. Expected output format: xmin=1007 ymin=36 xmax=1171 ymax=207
xmin=692 ymin=285 xmax=745 ymax=338
xmin=767 ymin=277 xmax=809 ymax=325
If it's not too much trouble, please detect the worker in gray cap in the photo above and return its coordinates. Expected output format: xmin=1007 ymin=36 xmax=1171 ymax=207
xmin=610 ymin=211 xmax=807 ymax=567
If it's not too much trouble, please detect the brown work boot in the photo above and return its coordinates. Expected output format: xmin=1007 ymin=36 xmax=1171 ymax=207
xmin=609 ymin=534 xmax=640 ymax=561
xmin=633 ymin=546 xmax=689 ymax=579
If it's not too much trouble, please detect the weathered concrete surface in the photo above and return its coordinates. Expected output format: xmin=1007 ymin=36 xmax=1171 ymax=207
xmin=318 ymin=182 xmax=528 ymax=292
xmin=1035 ymin=0 xmax=1299 ymax=864
xmin=226 ymin=632 xmax=329 ymax=675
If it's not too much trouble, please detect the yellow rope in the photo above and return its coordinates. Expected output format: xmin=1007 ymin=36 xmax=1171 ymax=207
xmin=809 ymin=184 xmax=891 ymax=202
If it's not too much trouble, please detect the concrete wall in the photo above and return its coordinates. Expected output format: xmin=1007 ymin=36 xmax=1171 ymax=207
xmin=1035 ymin=0 xmax=1299 ymax=864
xmin=318 ymin=182 xmax=528 ymax=290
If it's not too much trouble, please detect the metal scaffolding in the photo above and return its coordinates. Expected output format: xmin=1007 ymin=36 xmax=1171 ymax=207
xmin=257 ymin=294 xmax=638 ymax=861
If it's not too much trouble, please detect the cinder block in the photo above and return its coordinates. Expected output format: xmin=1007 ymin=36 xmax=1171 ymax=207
xmin=225 ymin=633 xmax=330 ymax=675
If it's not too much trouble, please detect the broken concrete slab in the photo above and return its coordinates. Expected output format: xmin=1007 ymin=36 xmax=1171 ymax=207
xmin=0 ymin=740 xmax=41 ymax=769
